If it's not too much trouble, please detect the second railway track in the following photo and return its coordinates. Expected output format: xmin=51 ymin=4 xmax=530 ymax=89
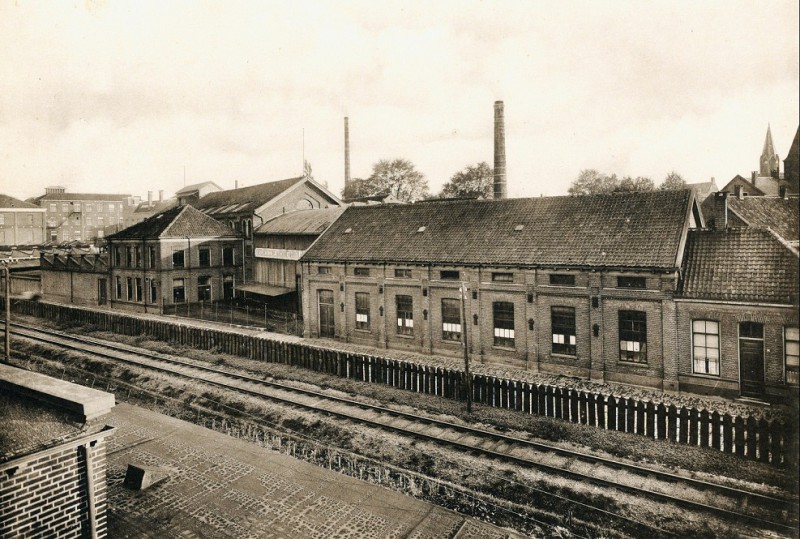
xmin=8 ymin=321 xmax=799 ymax=537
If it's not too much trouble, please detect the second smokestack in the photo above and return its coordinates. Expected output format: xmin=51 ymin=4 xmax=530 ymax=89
xmin=493 ymin=101 xmax=507 ymax=200
xmin=344 ymin=117 xmax=351 ymax=188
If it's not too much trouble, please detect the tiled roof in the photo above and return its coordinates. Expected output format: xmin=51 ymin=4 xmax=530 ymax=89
xmin=753 ymin=176 xmax=796 ymax=197
xmin=687 ymin=179 xmax=718 ymax=203
xmin=133 ymin=199 xmax=178 ymax=214
xmin=175 ymin=181 xmax=223 ymax=195
xmin=193 ymin=177 xmax=306 ymax=215
xmin=728 ymin=197 xmax=799 ymax=244
xmin=303 ymin=190 xmax=694 ymax=269
xmin=34 ymin=193 xmax=131 ymax=202
xmin=106 ymin=205 xmax=239 ymax=240
xmin=0 ymin=194 xmax=41 ymax=209
xmin=679 ymin=228 xmax=799 ymax=304
xmin=255 ymin=207 xmax=345 ymax=236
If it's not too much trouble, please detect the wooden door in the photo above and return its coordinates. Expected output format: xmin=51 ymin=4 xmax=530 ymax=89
xmin=739 ymin=322 xmax=765 ymax=398
xmin=318 ymin=289 xmax=335 ymax=338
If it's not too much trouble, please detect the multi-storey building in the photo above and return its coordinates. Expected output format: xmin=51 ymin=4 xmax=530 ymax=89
xmin=0 ymin=194 xmax=46 ymax=247
xmin=33 ymin=186 xmax=136 ymax=243
xmin=104 ymin=204 xmax=242 ymax=313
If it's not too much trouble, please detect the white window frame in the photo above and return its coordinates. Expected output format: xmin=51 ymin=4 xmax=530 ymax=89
xmin=692 ymin=320 xmax=720 ymax=376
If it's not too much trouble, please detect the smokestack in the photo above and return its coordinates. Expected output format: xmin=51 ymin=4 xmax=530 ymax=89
xmin=235 ymin=180 xmax=239 ymax=189
xmin=344 ymin=117 xmax=351 ymax=188
xmin=159 ymin=190 xmax=164 ymax=202
xmin=147 ymin=191 xmax=153 ymax=208
xmin=493 ymin=101 xmax=507 ymax=200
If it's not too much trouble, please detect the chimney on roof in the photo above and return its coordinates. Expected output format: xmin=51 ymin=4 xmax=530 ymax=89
xmin=159 ymin=190 xmax=164 ymax=202
xmin=713 ymin=192 xmax=728 ymax=230
xmin=344 ymin=117 xmax=351 ymax=189
xmin=493 ymin=101 xmax=507 ymax=200
xmin=235 ymin=180 xmax=239 ymax=189
xmin=751 ymin=171 xmax=757 ymax=184
xmin=147 ymin=191 xmax=153 ymax=208
xmin=735 ymin=184 xmax=744 ymax=200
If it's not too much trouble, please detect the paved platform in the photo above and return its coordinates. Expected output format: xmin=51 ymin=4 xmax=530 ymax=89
xmin=105 ymin=404 xmax=523 ymax=538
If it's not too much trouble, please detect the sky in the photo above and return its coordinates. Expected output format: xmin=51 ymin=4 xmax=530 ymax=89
xmin=1 ymin=0 xmax=798 ymax=202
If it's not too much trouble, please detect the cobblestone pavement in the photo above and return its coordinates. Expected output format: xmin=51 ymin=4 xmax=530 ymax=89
xmin=105 ymin=404 xmax=524 ymax=538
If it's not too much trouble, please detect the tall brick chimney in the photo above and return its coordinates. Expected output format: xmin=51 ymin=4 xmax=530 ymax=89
xmin=712 ymin=192 xmax=728 ymax=229
xmin=344 ymin=117 xmax=351 ymax=189
xmin=493 ymin=101 xmax=507 ymax=200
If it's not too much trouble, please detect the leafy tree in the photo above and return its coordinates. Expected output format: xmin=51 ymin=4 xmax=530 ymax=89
xmin=439 ymin=162 xmax=493 ymax=199
xmin=659 ymin=171 xmax=686 ymax=190
xmin=616 ymin=176 xmax=655 ymax=192
xmin=363 ymin=159 xmax=429 ymax=203
xmin=341 ymin=177 xmax=379 ymax=200
xmin=568 ymin=169 xmax=620 ymax=195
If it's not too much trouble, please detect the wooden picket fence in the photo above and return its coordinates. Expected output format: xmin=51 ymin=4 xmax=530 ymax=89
xmin=14 ymin=301 xmax=797 ymax=466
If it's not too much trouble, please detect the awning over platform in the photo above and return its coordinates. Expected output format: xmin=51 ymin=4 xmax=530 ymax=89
xmin=236 ymin=283 xmax=295 ymax=297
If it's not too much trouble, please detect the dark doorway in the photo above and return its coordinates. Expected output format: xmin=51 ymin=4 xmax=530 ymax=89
xmin=318 ymin=289 xmax=335 ymax=338
xmin=98 ymin=278 xmax=107 ymax=305
xmin=739 ymin=322 xmax=765 ymax=397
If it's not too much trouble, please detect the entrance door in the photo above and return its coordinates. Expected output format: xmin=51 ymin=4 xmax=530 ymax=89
xmin=98 ymin=278 xmax=107 ymax=305
xmin=739 ymin=322 xmax=765 ymax=397
xmin=318 ymin=289 xmax=335 ymax=338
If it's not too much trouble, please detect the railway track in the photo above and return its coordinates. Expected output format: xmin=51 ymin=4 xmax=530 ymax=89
xmin=8 ymin=321 xmax=799 ymax=537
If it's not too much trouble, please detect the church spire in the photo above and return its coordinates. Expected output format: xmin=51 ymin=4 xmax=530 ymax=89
xmin=759 ymin=124 xmax=780 ymax=178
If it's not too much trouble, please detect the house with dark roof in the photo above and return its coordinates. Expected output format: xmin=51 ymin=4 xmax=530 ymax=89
xmin=98 ymin=205 xmax=242 ymax=313
xmin=676 ymin=228 xmax=799 ymax=399
xmin=301 ymin=190 xmax=703 ymax=390
xmin=32 ymin=186 xmax=137 ymax=244
xmin=686 ymin=177 xmax=718 ymax=205
xmin=702 ymin=191 xmax=799 ymax=248
xmin=192 ymin=176 xmax=342 ymax=284
xmin=0 ymin=194 xmax=46 ymax=247
xmin=784 ymin=126 xmax=799 ymax=193
xmin=248 ymin=207 xmax=345 ymax=308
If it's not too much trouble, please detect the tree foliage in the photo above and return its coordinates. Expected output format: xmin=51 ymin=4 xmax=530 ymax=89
xmin=439 ymin=162 xmax=493 ymax=199
xmin=659 ymin=171 xmax=686 ymax=190
xmin=341 ymin=159 xmax=428 ymax=203
xmin=617 ymin=176 xmax=655 ymax=192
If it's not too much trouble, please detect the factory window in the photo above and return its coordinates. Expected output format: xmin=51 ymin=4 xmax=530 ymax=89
xmin=394 ymin=268 xmax=412 ymax=278
xmin=126 ymin=247 xmax=133 ymax=267
xmin=135 ymin=246 xmax=142 ymax=268
xmin=108 ymin=203 xmax=115 ymax=212
xmin=126 ymin=277 xmax=134 ymax=301
xmin=440 ymin=270 xmax=460 ymax=280
xmin=552 ymin=306 xmax=576 ymax=356
xmin=318 ymin=266 xmax=331 ymax=274
xmin=97 ymin=203 xmax=103 ymax=213
xmin=222 ymin=246 xmax=235 ymax=266
xmin=173 ymin=278 xmax=186 ymax=303
xmin=148 ymin=246 xmax=157 ymax=268
xmin=135 ymin=277 xmax=143 ymax=302
xmin=692 ymin=320 xmax=720 ymax=376
xmin=355 ymin=292 xmax=370 ymax=330
xmin=198 ymin=276 xmax=212 ymax=301
xmin=786 ymin=327 xmax=799 ymax=385
xmin=396 ymin=295 xmax=414 ymax=336
xmin=550 ymin=274 xmax=575 ymax=286
xmin=441 ymin=298 xmax=462 ymax=342
xmin=493 ymin=301 xmax=515 ymax=348
xmin=354 ymin=267 xmax=370 ymax=277
xmin=173 ymin=249 xmax=185 ymax=268
xmin=115 ymin=277 xmax=122 ymax=299
xmin=619 ymin=310 xmax=647 ymax=363
xmin=492 ymin=272 xmax=514 ymax=283
xmin=617 ymin=276 xmax=646 ymax=289
xmin=199 ymin=248 xmax=211 ymax=267
xmin=149 ymin=279 xmax=158 ymax=304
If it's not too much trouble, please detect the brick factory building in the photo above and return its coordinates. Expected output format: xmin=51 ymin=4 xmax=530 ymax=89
xmin=0 ymin=194 xmax=47 ymax=247
xmin=0 ymin=364 xmax=115 ymax=538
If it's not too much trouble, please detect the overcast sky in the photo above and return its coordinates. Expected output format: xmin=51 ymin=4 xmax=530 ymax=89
xmin=1 ymin=0 xmax=798 ymax=201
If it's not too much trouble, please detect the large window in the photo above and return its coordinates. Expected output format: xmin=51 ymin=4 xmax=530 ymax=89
xmin=126 ymin=277 xmax=134 ymax=301
xmin=493 ymin=301 xmax=515 ymax=348
xmin=114 ymin=247 xmax=121 ymax=267
xmin=135 ymin=246 xmax=142 ymax=268
xmin=619 ymin=310 xmax=647 ymax=363
xmin=440 ymin=270 xmax=460 ymax=280
xmin=354 ymin=267 xmax=370 ymax=277
xmin=492 ymin=272 xmax=514 ymax=283
xmin=135 ymin=278 xmax=143 ymax=302
xmin=173 ymin=278 xmax=186 ymax=303
xmin=617 ymin=276 xmax=646 ymax=289
xmin=173 ymin=249 xmax=185 ymax=268
xmin=199 ymin=248 xmax=211 ymax=267
xmin=396 ymin=295 xmax=414 ymax=336
xmin=148 ymin=246 xmax=157 ymax=268
xmin=149 ymin=279 xmax=157 ymax=304
xmin=692 ymin=320 xmax=720 ymax=375
xmin=551 ymin=306 xmax=576 ymax=356
xmin=786 ymin=327 xmax=799 ymax=385
xmin=115 ymin=276 xmax=122 ymax=299
xmin=198 ymin=276 xmax=211 ymax=301
xmin=318 ymin=266 xmax=331 ymax=274
xmin=549 ymin=274 xmax=575 ymax=286
xmin=441 ymin=298 xmax=462 ymax=342
xmin=222 ymin=246 xmax=235 ymax=266
xmin=355 ymin=292 xmax=370 ymax=330
xmin=126 ymin=247 xmax=133 ymax=268
xmin=394 ymin=268 xmax=412 ymax=279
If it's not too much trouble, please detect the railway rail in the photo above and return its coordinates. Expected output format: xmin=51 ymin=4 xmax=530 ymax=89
xmin=7 ymin=321 xmax=799 ymax=537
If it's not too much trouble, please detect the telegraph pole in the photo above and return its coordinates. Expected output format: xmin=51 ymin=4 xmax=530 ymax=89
xmin=460 ymin=283 xmax=472 ymax=413
xmin=2 ymin=265 xmax=10 ymax=363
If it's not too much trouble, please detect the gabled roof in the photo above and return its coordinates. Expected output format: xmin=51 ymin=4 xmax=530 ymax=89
xmin=106 ymin=205 xmax=239 ymax=241
xmin=679 ymin=228 xmax=799 ymax=304
xmin=0 ymin=194 xmax=41 ymax=209
xmin=255 ymin=207 xmax=345 ymax=236
xmin=133 ymin=199 xmax=178 ymax=214
xmin=33 ymin=193 xmax=131 ymax=202
xmin=686 ymin=179 xmax=718 ymax=203
xmin=303 ymin=190 xmax=695 ymax=270
xmin=175 ymin=181 xmax=223 ymax=195
xmin=193 ymin=177 xmax=306 ymax=215
xmin=727 ymin=196 xmax=799 ymax=244
xmin=719 ymin=175 xmax=767 ymax=196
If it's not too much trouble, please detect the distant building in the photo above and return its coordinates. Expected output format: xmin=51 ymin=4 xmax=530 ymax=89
xmin=784 ymin=126 xmax=799 ymax=192
xmin=125 ymin=190 xmax=178 ymax=228
xmin=192 ymin=176 xmax=342 ymax=283
xmin=0 ymin=194 xmax=46 ymax=247
xmin=104 ymin=205 xmax=242 ymax=313
xmin=759 ymin=124 xmax=781 ymax=179
xmin=0 ymin=364 xmax=115 ymax=538
xmin=175 ymin=181 xmax=223 ymax=207
xmin=32 ymin=186 xmax=137 ymax=244
xmin=702 ymin=191 xmax=799 ymax=248
xmin=686 ymin=177 xmax=718 ymax=205
xmin=719 ymin=126 xmax=799 ymax=198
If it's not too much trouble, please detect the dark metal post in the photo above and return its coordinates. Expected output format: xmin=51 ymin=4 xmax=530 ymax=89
xmin=3 ymin=266 xmax=9 ymax=363
xmin=461 ymin=283 xmax=472 ymax=413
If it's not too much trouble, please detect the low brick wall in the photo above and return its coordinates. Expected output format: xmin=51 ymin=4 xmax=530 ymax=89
xmin=15 ymin=301 xmax=797 ymax=466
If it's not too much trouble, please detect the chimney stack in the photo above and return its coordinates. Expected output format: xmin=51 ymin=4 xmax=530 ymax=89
xmin=493 ymin=101 xmax=507 ymax=200
xmin=735 ymin=185 xmax=744 ymax=200
xmin=235 ymin=180 xmax=239 ymax=189
xmin=751 ymin=171 xmax=757 ymax=184
xmin=713 ymin=192 xmax=728 ymax=229
xmin=147 ymin=191 xmax=153 ymax=208
xmin=159 ymin=190 xmax=164 ymax=202
xmin=344 ymin=117 xmax=351 ymax=189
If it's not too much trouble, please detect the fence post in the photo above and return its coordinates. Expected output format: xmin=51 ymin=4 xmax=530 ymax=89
xmin=746 ymin=416 xmax=758 ymax=460
xmin=607 ymin=396 xmax=617 ymax=431
xmin=646 ymin=401 xmax=655 ymax=438
xmin=699 ymin=410 xmax=710 ymax=448
xmin=723 ymin=414 xmax=733 ymax=453
xmin=734 ymin=416 xmax=745 ymax=457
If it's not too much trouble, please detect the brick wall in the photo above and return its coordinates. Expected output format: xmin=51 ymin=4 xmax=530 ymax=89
xmin=1 ymin=435 xmax=110 ymax=539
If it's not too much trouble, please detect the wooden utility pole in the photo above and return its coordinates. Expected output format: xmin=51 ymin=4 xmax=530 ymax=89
xmin=460 ymin=283 xmax=472 ymax=413
xmin=2 ymin=265 xmax=10 ymax=363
